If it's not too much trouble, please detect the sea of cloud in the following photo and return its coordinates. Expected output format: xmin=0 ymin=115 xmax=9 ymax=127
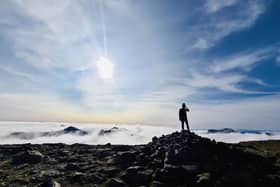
xmin=0 ymin=121 xmax=279 ymax=145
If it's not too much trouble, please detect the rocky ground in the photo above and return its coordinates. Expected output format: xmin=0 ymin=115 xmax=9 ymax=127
xmin=0 ymin=131 xmax=280 ymax=187
xmin=238 ymin=140 xmax=280 ymax=167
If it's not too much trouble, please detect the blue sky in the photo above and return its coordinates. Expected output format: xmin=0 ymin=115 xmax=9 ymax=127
xmin=0 ymin=0 xmax=280 ymax=129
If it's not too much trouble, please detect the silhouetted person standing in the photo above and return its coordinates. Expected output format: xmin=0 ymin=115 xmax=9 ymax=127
xmin=179 ymin=103 xmax=190 ymax=131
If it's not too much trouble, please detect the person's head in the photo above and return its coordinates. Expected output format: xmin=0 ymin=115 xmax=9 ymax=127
xmin=182 ymin=103 xmax=186 ymax=108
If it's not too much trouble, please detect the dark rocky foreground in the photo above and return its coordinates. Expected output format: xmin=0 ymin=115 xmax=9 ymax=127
xmin=0 ymin=131 xmax=279 ymax=187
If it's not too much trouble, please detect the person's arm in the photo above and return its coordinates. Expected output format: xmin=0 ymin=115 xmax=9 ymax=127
xmin=186 ymin=107 xmax=190 ymax=112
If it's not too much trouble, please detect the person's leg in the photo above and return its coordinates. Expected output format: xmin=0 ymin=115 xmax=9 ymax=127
xmin=181 ymin=121 xmax=184 ymax=130
xmin=186 ymin=118 xmax=190 ymax=132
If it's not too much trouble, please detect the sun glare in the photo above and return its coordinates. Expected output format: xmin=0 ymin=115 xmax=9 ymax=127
xmin=96 ymin=56 xmax=114 ymax=80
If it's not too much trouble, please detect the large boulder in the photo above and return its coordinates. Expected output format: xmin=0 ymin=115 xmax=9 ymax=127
xmin=12 ymin=150 xmax=44 ymax=165
xmin=154 ymin=164 xmax=199 ymax=185
xmin=121 ymin=166 xmax=153 ymax=186
xmin=65 ymin=163 xmax=80 ymax=171
xmin=102 ymin=167 xmax=121 ymax=177
xmin=196 ymin=172 xmax=212 ymax=187
xmin=115 ymin=151 xmax=137 ymax=166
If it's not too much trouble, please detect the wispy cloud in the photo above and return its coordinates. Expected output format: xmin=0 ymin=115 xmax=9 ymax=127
xmin=0 ymin=65 xmax=38 ymax=82
xmin=276 ymin=56 xmax=280 ymax=65
xmin=205 ymin=0 xmax=238 ymax=13
xmin=186 ymin=72 xmax=247 ymax=93
xmin=210 ymin=48 xmax=275 ymax=73
xmin=1 ymin=0 xmax=95 ymax=70
xmin=184 ymin=46 xmax=278 ymax=94
xmin=191 ymin=0 xmax=265 ymax=49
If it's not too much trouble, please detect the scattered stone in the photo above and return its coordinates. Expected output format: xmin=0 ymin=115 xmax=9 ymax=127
xmin=196 ymin=172 xmax=211 ymax=186
xmin=181 ymin=164 xmax=201 ymax=175
xmin=67 ymin=172 xmax=86 ymax=183
xmin=40 ymin=170 xmax=62 ymax=178
xmin=65 ymin=163 xmax=80 ymax=170
xmin=41 ymin=178 xmax=61 ymax=187
xmin=0 ymin=131 xmax=279 ymax=186
xmin=106 ymin=178 xmax=125 ymax=187
xmin=102 ymin=167 xmax=121 ymax=177
xmin=150 ymin=180 xmax=166 ymax=187
xmin=115 ymin=151 xmax=137 ymax=165
xmin=111 ymin=145 xmax=131 ymax=152
xmin=152 ymin=136 xmax=158 ymax=143
xmin=90 ymin=173 xmax=106 ymax=184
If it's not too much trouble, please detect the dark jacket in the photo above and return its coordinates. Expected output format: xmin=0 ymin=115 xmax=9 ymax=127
xmin=179 ymin=108 xmax=189 ymax=121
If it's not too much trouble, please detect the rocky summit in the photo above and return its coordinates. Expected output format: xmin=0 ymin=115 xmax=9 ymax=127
xmin=0 ymin=131 xmax=279 ymax=187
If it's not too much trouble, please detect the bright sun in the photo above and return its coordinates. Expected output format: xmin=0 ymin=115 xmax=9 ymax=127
xmin=96 ymin=56 xmax=114 ymax=80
